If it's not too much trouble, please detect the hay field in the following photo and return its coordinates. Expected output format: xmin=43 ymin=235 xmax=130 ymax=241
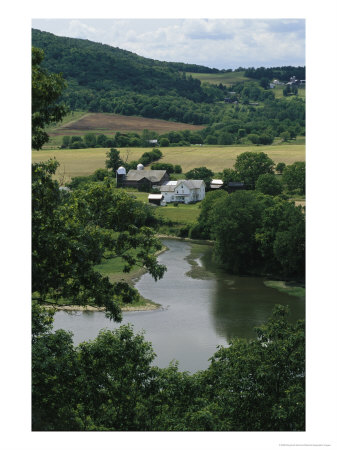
xmin=32 ymin=143 xmax=305 ymax=181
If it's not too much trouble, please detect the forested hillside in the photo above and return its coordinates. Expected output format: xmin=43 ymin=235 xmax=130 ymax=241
xmin=32 ymin=29 xmax=305 ymax=140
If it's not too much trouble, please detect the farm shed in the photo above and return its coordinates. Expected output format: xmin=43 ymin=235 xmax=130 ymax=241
xmin=160 ymin=180 xmax=205 ymax=204
xmin=210 ymin=179 xmax=224 ymax=189
xmin=148 ymin=194 xmax=163 ymax=206
xmin=124 ymin=170 xmax=169 ymax=189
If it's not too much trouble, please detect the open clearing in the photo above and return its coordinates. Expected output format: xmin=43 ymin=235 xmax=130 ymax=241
xmin=186 ymin=71 xmax=252 ymax=86
xmin=50 ymin=113 xmax=205 ymax=136
xmin=32 ymin=142 xmax=305 ymax=182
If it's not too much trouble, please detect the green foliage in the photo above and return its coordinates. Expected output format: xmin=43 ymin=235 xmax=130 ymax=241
xmin=197 ymin=190 xmax=304 ymax=277
xmin=105 ymin=148 xmax=123 ymax=173
xmin=221 ymin=168 xmax=242 ymax=189
xmin=32 ymin=305 xmax=305 ymax=431
xmin=256 ymin=173 xmax=283 ymax=196
xmin=276 ymin=162 xmax=286 ymax=174
xmin=32 ymin=159 xmax=166 ymax=319
xmin=206 ymin=305 xmax=305 ymax=431
xmin=32 ymin=47 xmax=68 ymax=149
xmin=282 ymin=162 xmax=305 ymax=194
xmin=234 ymin=151 xmax=275 ymax=188
xmin=185 ymin=166 xmax=214 ymax=190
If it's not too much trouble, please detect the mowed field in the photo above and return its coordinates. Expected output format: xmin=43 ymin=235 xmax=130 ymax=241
xmin=32 ymin=143 xmax=305 ymax=182
xmin=186 ymin=71 xmax=252 ymax=86
xmin=50 ymin=113 xmax=205 ymax=136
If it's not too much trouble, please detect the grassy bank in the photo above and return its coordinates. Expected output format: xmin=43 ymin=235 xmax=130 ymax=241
xmin=264 ymin=280 xmax=305 ymax=298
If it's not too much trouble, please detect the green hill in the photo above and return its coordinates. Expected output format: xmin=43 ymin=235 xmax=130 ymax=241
xmin=32 ymin=29 xmax=226 ymax=123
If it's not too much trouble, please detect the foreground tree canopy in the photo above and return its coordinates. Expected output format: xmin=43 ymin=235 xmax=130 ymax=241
xmin=32 ymin=47 xmax=68 ymax=149
xmin=32 ymin=304 xmax=305 ymax=431
xmin=32 ymin=159 xmax=166 ymax=320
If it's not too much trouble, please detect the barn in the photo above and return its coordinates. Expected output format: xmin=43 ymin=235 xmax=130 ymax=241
xmin=123 ymin=169 xmax=170 ymax=189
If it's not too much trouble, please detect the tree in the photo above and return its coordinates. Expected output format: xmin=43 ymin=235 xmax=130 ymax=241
xmin=282 ymin=162 xmax=305 ymax=194
xmin=205 ymin=305 xmax=305 ymax=431
xmin=105 ymin=148 xmax=123 ymax=173
xmin=256 ymin=173 xmax=283 ymax=196
xmin=221 ymin=168 xmax=241 ymax=189
xmin=61 ymin=135 xmax=71 ymax=148
xmin=280 ymin=131 xmax=291 ymax=142
xmin=78 ymin=325 xmax=157 ymax=430
xmin=84 ymin=133 xmax=97 ymax=148
xmin=276 ymin=162 xmax=286 ymax=174
xmin=255 ymin=198 xmax=305 ymax=276
xmin=234 ymin=151 xmax=275 ymax=188
xmin=210 ymin=191 xmax=270 ymax=273
xmin=185 ymin=167 xmax=214 ymax=190
xmin=32 ymin=47 xmax=68 ymax=149
xmin=32 ymin=160 xmax=166 ymax=320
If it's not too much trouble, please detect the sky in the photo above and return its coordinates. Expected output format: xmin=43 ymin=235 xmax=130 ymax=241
xmin=31 ymin=18 xmax=305 ymax=69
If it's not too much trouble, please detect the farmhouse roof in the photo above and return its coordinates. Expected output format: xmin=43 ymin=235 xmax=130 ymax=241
xmin=126 ymin=170 xmax=167 ymax=182
xmin=160 ymin=179 xmax=204 ymax=192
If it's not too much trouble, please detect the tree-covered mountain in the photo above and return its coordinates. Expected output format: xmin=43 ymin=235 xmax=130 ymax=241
xmin=32 ymin=29 xmax=305 ymax=133
xmin=32 ymin=29 xmax=224 ymax=117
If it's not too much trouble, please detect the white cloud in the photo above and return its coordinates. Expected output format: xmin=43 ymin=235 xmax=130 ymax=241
xmin=32 ymin=18 xmax=305 ymax=68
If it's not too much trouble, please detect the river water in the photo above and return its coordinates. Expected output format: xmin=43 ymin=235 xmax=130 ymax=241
xmin=53 ymin=239 xmax=305 ymax=372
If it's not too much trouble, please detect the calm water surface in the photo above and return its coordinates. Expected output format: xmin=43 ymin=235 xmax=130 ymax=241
xmin=53 ymin=239 xmax=305 ymax=372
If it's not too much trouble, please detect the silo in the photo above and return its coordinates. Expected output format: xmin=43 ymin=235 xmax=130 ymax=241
xmin=137 ymin=163 xmax=144 ymax=171
xmin=116 ymin=166 xmax=126 ymax=187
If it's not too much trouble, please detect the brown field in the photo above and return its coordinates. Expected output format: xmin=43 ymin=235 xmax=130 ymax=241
xmin=50 ymin=113 xmax=205 ymax=136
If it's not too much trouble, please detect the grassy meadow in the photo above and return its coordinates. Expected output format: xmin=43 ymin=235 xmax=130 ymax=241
xmin=32 ymin=140 xmax=305 ymax=183
xmin=186 ymin=71 xmax=252 ymax=86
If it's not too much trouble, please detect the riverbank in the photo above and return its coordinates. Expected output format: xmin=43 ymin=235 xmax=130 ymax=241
xmin=43 ymin=303 xmax=160 ymax=312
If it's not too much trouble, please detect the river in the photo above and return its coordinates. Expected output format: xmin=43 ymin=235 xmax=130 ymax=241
xmin=53 ymin=238 xmax=305 ymax=372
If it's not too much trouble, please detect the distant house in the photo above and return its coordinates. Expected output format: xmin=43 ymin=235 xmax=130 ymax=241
xmin=210 ymin=179 xmax=224 ymax=190
xmin=123 ymin=169 xmax=169 ymax=189
xmin=160 ymin=180 xmax=206 ymax=204
xmin=148 ymin=139 xmax=158 ymax=146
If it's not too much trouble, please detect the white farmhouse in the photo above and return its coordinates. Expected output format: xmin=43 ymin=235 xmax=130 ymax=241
xmin=160 ymin=180 xmax=205 ymax=204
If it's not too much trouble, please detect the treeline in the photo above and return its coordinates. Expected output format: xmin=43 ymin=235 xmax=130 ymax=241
xmin=244 ymin=66 xmax=305 ymax=82
xmin=191 ymin=190 xmax=305 ymax=278
xmin=33 ymin=303 xmax=304 ymax=431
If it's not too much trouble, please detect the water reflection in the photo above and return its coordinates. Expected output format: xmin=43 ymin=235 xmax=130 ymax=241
xmin=53 ymin=238 xmax=305 ymax=372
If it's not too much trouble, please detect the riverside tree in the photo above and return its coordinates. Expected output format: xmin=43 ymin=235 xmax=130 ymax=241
xmin=234 ymin=151 xmax=275 ymax=188
xmin=32 ymin=159 xmax=166 ymax=320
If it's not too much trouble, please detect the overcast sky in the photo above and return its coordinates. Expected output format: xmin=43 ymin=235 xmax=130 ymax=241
xmin=32 ymin=18 xmax=305 ymax=69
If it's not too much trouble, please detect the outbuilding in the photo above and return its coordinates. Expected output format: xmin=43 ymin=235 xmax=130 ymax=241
xmin=148 ymin=194 xmax=164 ymax=206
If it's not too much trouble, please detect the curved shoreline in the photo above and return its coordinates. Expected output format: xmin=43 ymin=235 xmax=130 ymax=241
xmin=43 ymin=303 xmax=160 ymax=312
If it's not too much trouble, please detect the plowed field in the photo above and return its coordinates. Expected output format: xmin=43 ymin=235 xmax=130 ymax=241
xmin=50 ymin=113 xmax=205 ymax=136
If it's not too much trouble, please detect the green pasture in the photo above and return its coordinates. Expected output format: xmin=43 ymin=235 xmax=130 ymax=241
xmin=186 ymin=71 xmax=252 ymax=86
xmin=273 ymin=85 xmax=306 ymax=100
xmin=154 ymin=203 xmax=201 ymax=225
xmin=32 ymin=141 xmax=305 ymax=182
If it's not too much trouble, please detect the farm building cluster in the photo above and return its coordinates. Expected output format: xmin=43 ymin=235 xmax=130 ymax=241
xmin=116 ymin=165 xmax=206 ymax=205
xmin=116 ymin=165 xmax=246 ymax=206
